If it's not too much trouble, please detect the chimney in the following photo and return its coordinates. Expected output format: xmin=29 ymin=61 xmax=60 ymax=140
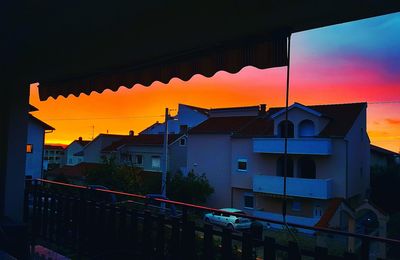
xmin=259 ymin=104 xmax=267 ymax=115
xmin=129 ymin=130 xmax=134 ymax=136
xmin=78 ymin=137 xmax=82 ymax=141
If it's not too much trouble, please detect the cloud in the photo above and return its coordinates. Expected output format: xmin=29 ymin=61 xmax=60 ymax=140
xmin=385 ymin=118 xmax=400 ymax=125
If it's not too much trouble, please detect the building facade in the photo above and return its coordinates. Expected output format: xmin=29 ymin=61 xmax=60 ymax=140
xmin=102 ymin=134 xmax=187 ymax=174
xmin=62 ymin=137 xmax=90 ymax=166
xmin=25 ymin=113 xmax=54 ymax=179
xmin=140 ymin=104 xmax=209 ymax=135
xmin=187 ymin=102 xmax=371 ymax=232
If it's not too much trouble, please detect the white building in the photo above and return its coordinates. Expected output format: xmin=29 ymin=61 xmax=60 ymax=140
xmin=25 ymin=106 xmax=54 ymax=179
xmin=187 ymin=102 xmax=381 ymax=236
xmin=62 ymin=137 xmax=90 ymax=166
xmin=140 ymin=104 xmax=209 ymax=135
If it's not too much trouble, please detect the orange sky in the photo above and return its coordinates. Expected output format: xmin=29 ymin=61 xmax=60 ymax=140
xmin=28 ymin=14 xmax=400 ymax=153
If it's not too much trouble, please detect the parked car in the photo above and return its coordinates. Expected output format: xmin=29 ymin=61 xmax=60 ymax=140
xmin=203 ymin=208 xmax=251 ymax=230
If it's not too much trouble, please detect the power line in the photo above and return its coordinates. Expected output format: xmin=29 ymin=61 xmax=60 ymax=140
xmin=368 ymin=101 xmax=400 ymax=105
xmin=42 ymin=115 xmax=164 ymax=121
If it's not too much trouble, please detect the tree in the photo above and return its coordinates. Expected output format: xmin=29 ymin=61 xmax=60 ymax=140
xmin=85 ymin=157 xmax=160 ymax=195
xmin=167 ymin=170 xmax=214 ymax=205
xmin=370 ymin=164 xmax=400 ymax=214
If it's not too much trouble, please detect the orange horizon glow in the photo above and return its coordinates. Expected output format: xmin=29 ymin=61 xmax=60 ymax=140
xmin=28 ymin=14 xmax=400 ymax=153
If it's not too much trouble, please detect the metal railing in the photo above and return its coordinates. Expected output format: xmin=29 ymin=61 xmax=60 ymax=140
xmin=24 ymin=179 xmax=400 ymax=259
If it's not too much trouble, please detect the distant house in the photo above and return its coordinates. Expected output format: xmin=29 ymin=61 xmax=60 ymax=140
xmin=43 ymin=145 xmax=65 ymax=170
xmin=26 ymin=105 xmax=55 ymax=179
xmin=46 ymin=162 xmax=102 ymax=184
xmin=187 ymin=102 xmax=377 ymax=234
xmin=370 ymin=144 xmax=399 ymax=168
xmin=140 ymin=104 xmax=209 ymax=135
xmin=102 ymin=134 xmax=187 ymax=174
xmin=77 ymin=133 xmax=129 ymax=163
xmin=62 ymin=137 xmax=91 ymax=166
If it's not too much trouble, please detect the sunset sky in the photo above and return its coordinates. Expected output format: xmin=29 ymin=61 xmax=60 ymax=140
xmin=29 ymin=13 xmax=400 ymax=152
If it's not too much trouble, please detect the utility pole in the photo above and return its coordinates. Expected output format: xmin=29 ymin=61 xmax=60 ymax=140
xmin=161 ymin=108 xmax=169 ymax=199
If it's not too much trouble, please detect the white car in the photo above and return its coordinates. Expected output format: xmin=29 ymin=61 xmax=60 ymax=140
xmin=203 ymin=208 xmax=251 ymax=230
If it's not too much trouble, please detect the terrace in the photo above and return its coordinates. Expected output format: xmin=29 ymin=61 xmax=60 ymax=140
xmin=20 ymin=179 xmax=400 ymax=259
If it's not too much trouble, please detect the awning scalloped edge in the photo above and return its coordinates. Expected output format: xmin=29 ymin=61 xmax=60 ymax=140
xmin=38 ymin=37 xmax=288 ymax=101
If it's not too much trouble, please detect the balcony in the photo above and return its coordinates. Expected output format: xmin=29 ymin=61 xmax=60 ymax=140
xmin=253 ymin=138 xmax=332 ymax=155
xmin=20 ymin=179 xmax=398 ymax=260
xmin=253 ymin=175 xmax=333 ymax=199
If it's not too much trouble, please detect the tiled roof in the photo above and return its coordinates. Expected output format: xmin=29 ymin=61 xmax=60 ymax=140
xmin=44 ymin=144 xmax=66 ymax=150
xmin=370 ymin=144 xmax=399 ymax=156
xmin=181 ymin=104 xmax=209 ymax=116
xmin=190 ymin=102 xmax=366 ymax=138
xmin=314 ymin=198 xmax=343 ymax=228
xmin=102 ymin=134 xmax=184 ymax=152
xmin=29 ymin=114 xmax=55 ymax=131
xmin=189 ymin=116 xmax=256 ymax=134
xmin=47 ymin=162 xmax=102 ymax=178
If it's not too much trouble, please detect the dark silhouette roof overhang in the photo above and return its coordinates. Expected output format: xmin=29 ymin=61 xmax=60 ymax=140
xmin=4 ymin=1 xmax=400 ymax=100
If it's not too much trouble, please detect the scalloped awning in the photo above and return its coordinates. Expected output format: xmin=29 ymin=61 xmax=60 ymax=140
xmin=38 ymin=36 xmax=288 ymax=100
xmin=4 ymin=1 xmax=399 ymax=100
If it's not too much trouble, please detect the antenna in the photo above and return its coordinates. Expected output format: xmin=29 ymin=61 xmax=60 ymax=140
xmin=91 ymin=125 xmax=95 ymax=140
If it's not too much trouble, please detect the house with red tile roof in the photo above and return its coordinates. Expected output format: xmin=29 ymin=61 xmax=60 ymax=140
xmin=187 ymin=102 xmax=379 ymax=234
xmin=102 ymin=133 xmax=187 ymax=174
xmin=76 ymin=133 xmax=131 ymax=163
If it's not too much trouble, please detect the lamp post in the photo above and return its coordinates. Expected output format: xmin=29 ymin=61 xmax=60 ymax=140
xmin=161 ymin=107 xmax=169 ymax=198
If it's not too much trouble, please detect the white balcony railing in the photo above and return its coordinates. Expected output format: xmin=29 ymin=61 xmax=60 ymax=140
xmin=253 ymin=175 xmax=333 ymax=199
xmin=253 ymin=138 xmax=332 ymax=155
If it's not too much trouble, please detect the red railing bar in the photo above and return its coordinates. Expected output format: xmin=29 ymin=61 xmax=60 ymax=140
xmin=32 ymin=178 xmax=400 ymax=246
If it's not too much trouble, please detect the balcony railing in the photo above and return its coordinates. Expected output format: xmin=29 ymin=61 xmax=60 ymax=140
xmin=24 ymin=179 xmax=400 ymax=259
xmin=253 ymin=175 xmax=333 ymax=199
xmin=253 ymin=138 xmax=332 ymax=155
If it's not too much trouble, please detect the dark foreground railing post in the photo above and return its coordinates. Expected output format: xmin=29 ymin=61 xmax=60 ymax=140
xmin=315 ymin=246 xmax=328 ymax=260
xmin=288 ymin=241 xmax=301 ymax=260
xmin=182 ymin=221 xmax=196 ymax=259
xmin=169 ymin=217 xmax=181 ymax=259
xmin=142 ymin=210 xmax=154 ymax=258
xmin=155 ymin=214 xmax=165 ymax=259
xmin=203 ymin=224 xmax=214 ymax=259
xmin=264 ymin=236 xmax=276 ymax=260
xmin=129 ymin=209 xmax=139 ymax=254
xmin=221 ymin=228 xmax=232 ymax=260
xmin=361 ymin=238 xmax=370 ymax=260
xmin=242 ymin=231 xmax=253 ymax=260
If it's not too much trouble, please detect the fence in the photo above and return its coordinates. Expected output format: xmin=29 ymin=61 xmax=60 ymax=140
xmin=24 ymin=179 xmax=400 ymax=259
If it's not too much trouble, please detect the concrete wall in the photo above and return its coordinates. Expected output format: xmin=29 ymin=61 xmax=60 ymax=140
xmin=273 ymin=107 xmax=329 ymax=137
xmin=64 ymin=141 xmax=84 ymax=166
xmin=230 ymin=138 xmax=348 ymax=198
xmin=83 ymin=135 xmax=123 ymax=163
xmin=25 ymin=118 xmax=45 ymax=179
xmin=169 ymin=137 xmax=187 ymax=174
xmin=141 ymin=104 xmax=208 ymax=134
xmin=118 ymin=145 xmax=163 ymax=172
xmin=187 ymin=134 xmax=232 ymax=208
xmin=345 ymin=106 xmax=369 ymax=201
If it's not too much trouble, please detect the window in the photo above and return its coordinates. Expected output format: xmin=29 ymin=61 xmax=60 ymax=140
xmin=135 ymin=154 xmax=143 ymax=165
xmin=179 ymin=138 xmax=186 ymax=146
xmin=244 ymin=194 xmax=254 ymax=209
xmin=298 ymin=120 xmax=315 ymax=137
xmin=278 ymin=120 xmax=294 ymax=138
xmin=277 ymin=156 xmax=294 ymax=177
xmin=151 ymin=156 xmax=161 ymax=168
xmin=298 ymin=157 xmax=316 ymax=179
xmin=26 ymin=144 xmax=33 ymax=153
xmin=237 ymin=159 xmax=247 ymax=172
xmin=291 ymin=201 xmax=301 ymax=211
xmin=69 ymin=158 xmax=73 ymax=164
